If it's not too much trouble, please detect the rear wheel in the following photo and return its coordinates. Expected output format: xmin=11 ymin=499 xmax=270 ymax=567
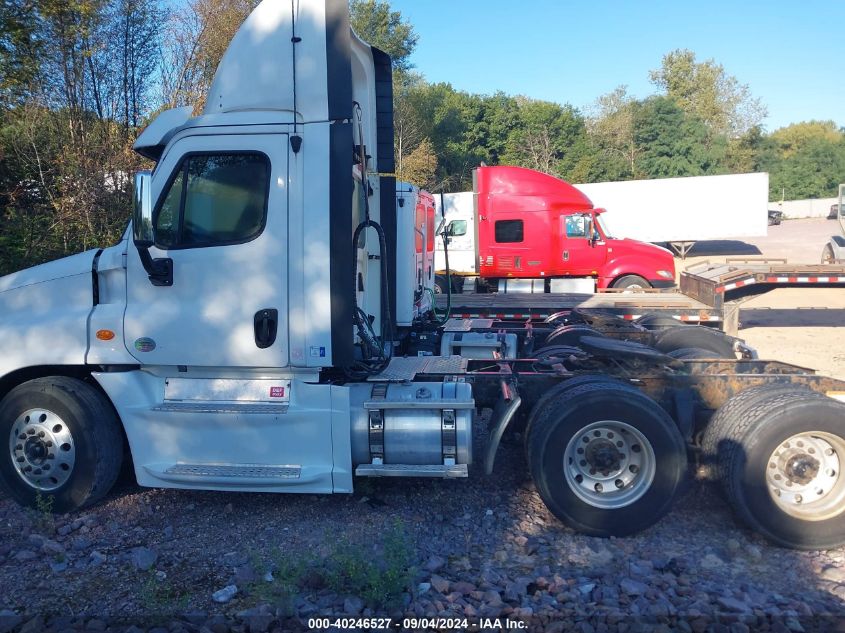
xmin=703 ymin=386 xmax=845 ymax=549
xmin=654 ymin=325 xmax=736 ymax=358
xmin=611 ymin=275 xmax=651 ymax=291
xmin=434 ymin=275 xmax=448 ymax=294
xmin=0 ymin=377 xmax=123 ymax=513
xmin=635 ymin=312 xmax=680 ymax=332
xmin=527 ymin=380 xmax=687 ymax=536
xmin=544 ymin=324 xmax=603 ymax=347
xmin=667 ymin=347 xmax=717 ymax=360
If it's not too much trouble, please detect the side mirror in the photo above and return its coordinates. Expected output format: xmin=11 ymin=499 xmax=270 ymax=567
xmin=448 ymin=220 xmax=468 ymax=237
xmin=133 ymin=171 xmax=154 ymax=248
xmin=132 ymin=170 xmax=173 ymax=287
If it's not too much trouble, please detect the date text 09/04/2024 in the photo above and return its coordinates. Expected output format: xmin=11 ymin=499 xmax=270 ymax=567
xmin=307 ymin=617 xmax=528 ymax=630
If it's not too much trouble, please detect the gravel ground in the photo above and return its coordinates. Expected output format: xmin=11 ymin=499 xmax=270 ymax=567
xmin=2 ymin=418 xmax=845 ymax=633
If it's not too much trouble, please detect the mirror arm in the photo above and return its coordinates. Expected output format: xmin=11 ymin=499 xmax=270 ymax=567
xmin=137 ymin=246 xmax=173 ymax=287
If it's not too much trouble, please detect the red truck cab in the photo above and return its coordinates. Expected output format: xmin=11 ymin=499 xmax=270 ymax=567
xmin=475 ymin=166 xmax=676 ymax=290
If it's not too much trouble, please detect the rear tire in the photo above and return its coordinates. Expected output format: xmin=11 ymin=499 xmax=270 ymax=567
xmin=0 ymin=377 xmax=123 ymax=513
xmin=704 ymin=387 xmax=845 ymax=549
xmin=654 ymin=325 xmax=736 ymax=358
xmin=434 ymin=275 xmax=448 ymax=294
xmin=635 ymin=312 xmax=680 ymax=331
xmin=611 ymin=275 xmax=651 ymax=290
xmin=527 ymin=380 xmax=687 ymax=536
xmin=667 ymin=347 xmax=717 ymax=360
xmin=544 ymin=324 xmax=603 ymax=347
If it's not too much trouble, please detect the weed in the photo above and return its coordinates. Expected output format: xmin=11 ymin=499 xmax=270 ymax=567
xmin=138 ymin=571 xmax=190 ymax=613
xmin=247 ymin=548 xmax=307 ymax=616
xmin=325 ymin=519 xmax=415 ymax=609
xmin=31 ymin=491 xmax=55 ymax=533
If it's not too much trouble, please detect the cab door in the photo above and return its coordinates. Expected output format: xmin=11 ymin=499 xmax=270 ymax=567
xmin=559 ymin=212 xmax=607 ymax=276
xmin=124 ymin=133 xmax=289 ymax=368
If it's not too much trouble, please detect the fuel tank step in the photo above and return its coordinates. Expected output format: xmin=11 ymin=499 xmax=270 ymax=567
xmin=355 ymin=464 xmax=468 ymax=478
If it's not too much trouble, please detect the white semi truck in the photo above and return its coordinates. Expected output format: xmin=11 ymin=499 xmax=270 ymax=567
xmin=1 ymin=0 xmax=845 ymax=549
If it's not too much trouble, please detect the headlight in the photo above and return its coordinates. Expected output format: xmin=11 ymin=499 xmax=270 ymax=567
xmin=656 ymin=270 xmax=674 ymax=279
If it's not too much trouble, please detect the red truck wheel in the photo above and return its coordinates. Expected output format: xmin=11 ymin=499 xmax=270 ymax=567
xmin=611 ymin=275 xmax=651 ymax=290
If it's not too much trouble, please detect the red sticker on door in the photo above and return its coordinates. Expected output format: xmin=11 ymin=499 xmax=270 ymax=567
xmin=270 ymin=386 xmax=286 ymax=398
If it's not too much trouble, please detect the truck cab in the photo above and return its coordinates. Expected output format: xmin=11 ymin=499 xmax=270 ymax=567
xmin=437 ymin=166 xmax=676 ymax=292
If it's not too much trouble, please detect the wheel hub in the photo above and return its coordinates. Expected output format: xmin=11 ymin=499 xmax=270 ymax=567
xmin=767 ymin=432 xmax=845 ymax=521
xmin=563 ymin=420 xmax=656 ymax=509
xmin=585 ymin=439 xmax=623 ymax=474
xmin=784 ymin=454 xmax=820 ymax=486
xmin=9 ymin=409 xmax=75 ymax=491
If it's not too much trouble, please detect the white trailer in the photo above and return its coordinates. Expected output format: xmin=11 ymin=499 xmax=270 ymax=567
xmin=574 ymin=172 xmax=770 ymax=257
xmin=0 ymin=0 xmax=844 ymax=550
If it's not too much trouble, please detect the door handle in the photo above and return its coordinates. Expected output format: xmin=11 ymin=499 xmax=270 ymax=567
xmin=563 ymin=250 xmax=570 ymax=261
xmin=254 ymin=308 xmax=278 ymax=349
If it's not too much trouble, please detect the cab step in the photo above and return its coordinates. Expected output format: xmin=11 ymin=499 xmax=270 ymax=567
xmin=355 ymin=464 xmax=468 ymax=478
xmin=144 ymin=463 xmax=306 ymax=486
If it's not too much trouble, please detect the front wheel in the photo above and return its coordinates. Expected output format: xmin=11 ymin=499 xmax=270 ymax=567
xmin=527 ymin=380 xmax=687 ymax=536
xmin=0 ymin=377 xmax=123 ymax=513
xmin=611 ymin=274 xmax=651 ymax=291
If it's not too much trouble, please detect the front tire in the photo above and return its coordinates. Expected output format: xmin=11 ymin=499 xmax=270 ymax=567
xmin=527 ymin=380 xmax=687 ymax=536
xmin=611 ymin=274 xmax=651 ymax=291
xmin=0 ymin=377 xmax=123 ymax=513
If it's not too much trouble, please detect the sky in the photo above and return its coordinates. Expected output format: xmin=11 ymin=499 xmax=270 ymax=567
xmin=389 ymin=0 xmax=845 ymax=132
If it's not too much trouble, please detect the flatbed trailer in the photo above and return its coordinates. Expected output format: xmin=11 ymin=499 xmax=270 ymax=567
xmin=681 ymin=259 xmax=845 ymax=334
xmin=436 ymin=259 xmax=845 ymax=335
xmin=435 ymin=289 xmax=720 ymax=324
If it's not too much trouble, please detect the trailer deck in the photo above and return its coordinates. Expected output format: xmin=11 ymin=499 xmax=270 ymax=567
xmin=435 ymin=290 xmax=720 ymax=323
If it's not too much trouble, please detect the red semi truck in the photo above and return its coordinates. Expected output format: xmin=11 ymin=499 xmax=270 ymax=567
xmin=435 ymin=166 xmax=677 ymax=293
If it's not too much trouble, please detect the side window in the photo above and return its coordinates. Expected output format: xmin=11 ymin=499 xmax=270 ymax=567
xmin=449 ymin=220 xmax=468 ymax=236
xmin=565 ymin=215 xmax=588 ymax=238
xmin=494 ymin=219 xmax=523 ymax=243
xmin=154 ymin=153 xmax=270 ymax=249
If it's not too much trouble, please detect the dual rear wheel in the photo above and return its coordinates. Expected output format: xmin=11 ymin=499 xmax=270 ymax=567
xmin=525 ymin=377 xmax=845 ymax=548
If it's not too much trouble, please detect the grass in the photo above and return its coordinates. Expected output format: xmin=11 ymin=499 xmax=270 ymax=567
xmin=244 ymin=519 xmax=415 ymax=613
xmin=31 ymin=491 xmax=55 ymax=534
xmin=324 ymin=519 xmax=415 ymax=610
xmin=137 ymin=570 xmax=191 ymax=614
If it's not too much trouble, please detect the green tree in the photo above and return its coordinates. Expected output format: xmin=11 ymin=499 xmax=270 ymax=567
xmin=633 ymin=96 xmax=724 ymax=179
xmin=349 ymin=0 xmax=417 ymax=72
xmin=585 ymin=85 xmax=638 ymax=180
xmin=0 ymin=0 xmax=42 ymax=104
xmin=762 ymin=122 xmax=845 ymax=199
xmin=649 ymin=49 xmax=766 ymax=138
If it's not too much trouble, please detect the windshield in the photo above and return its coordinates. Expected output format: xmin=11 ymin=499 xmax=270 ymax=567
xmin=595 ymin=213 xmax=615 ymax=239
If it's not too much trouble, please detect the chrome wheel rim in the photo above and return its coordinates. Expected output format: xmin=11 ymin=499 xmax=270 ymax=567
xmin=563 ymin=420 xmax=656 ymax=509
xmin=766 ymin=431 xmax=845 ymax=521
xmin=9 ymin=408 xmax=76 ymax=491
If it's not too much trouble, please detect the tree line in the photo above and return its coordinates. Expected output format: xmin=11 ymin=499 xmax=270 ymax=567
xmin=1 ymin=0 xmax=843 ymax=275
